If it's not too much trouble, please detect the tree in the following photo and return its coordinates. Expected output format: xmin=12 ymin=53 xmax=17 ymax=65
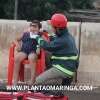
xmin=18 ymin=0 xmax=94 ymax=20
xmin=0 ymin=0 xmax=94 ymax=20
xmin=0 ymin=0 xmax=14 ymax=19
xmin=70 ymin=0 xmax=93 ymax=9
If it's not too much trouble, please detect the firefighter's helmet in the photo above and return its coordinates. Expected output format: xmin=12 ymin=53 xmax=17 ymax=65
xmin=50 ymin=13 xmax=67 ymax=28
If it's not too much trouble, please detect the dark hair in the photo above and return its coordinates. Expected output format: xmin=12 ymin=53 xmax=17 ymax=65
xmin=30 ymin=20 xmax=41 ymax=29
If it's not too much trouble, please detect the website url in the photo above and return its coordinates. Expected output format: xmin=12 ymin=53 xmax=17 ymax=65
xmin=6 ymin=85 xmax=93 ymax=91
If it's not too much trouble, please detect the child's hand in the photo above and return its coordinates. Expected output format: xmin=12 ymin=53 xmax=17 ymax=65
xmin=15 ymin=41 xmax=22 ymax=52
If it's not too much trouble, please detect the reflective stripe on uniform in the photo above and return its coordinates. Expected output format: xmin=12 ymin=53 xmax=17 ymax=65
xmin=51 ymin=55 xmax=78 ymax=60
xmin=53 ymin=64 xmax=75 ymax=76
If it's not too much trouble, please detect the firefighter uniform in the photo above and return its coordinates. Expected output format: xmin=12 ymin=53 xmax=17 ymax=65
xmin=34 ymin=13 xmax=79 ymax=96
xmin=37 ymin=29 xmax=78 ymax=78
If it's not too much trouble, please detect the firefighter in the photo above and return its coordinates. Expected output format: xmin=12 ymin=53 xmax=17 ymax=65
xmin=34 ymin=13 xmax=79 ymax=95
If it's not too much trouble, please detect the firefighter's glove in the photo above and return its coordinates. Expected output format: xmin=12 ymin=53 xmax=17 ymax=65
xmin=36 ymin=36 xmax=44 ymax=45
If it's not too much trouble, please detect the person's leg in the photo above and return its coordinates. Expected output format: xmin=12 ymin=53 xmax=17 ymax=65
xmin=34 ymin=67 xmax=73 ymax=96
xmin=13 ymin=52 xmax=27 ymax=84
xmin=28 ymin=53 xmax=37 ymax=84
xmin=34 ymin=67 xmax=68 ymax=85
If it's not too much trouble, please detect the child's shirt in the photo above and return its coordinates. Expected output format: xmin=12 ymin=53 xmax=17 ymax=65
xmin=21 ymin=32 xmax=38 ymax=55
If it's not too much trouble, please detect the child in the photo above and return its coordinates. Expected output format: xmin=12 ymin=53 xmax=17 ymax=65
xmin=13 ymin=20 xmax=41 ymax=85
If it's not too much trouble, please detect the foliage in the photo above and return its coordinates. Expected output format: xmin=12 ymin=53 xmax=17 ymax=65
xmin=0 ymin=0 xmax=94 ymax=20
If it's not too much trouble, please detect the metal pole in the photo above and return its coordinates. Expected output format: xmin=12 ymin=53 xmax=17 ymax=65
xmin=14 ymin=0 xmax=18 ymax=19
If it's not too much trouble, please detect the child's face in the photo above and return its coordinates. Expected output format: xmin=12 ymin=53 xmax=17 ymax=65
xmin=30 ymin=23 xmax=39 ymax=33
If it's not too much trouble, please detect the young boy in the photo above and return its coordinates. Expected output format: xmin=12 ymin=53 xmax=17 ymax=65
xmin=13 ymin=20 xmax=41 ymax=85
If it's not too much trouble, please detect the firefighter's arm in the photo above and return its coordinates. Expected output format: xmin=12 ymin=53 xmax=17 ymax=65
xmin=37 ymin=37 xmax=63 ymax=52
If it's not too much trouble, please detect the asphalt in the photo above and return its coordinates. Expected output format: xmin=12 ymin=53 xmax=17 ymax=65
xmin=65 ymin=87 xmax=100 ymax=100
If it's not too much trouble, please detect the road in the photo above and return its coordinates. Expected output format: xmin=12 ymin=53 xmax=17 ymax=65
xmin=65 ymin=87 xmax=100 ymax=100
